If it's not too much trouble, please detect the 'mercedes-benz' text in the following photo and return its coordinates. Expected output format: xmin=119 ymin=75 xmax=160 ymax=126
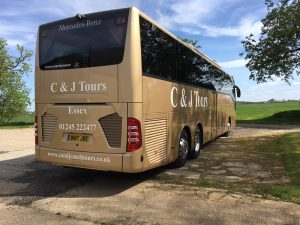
xmin=59 ymin=19 xmax=102 ymax=32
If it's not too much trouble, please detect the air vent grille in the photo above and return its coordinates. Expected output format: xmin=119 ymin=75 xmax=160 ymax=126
xmin=99 ymin=113 xmax=122 ymax=148
xmin=145 ymin=118 xmax=167 ymax=164
xmin=42 ymin=114 xmax=58 ymax=143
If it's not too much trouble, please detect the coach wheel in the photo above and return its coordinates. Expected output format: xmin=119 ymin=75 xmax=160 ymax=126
xmin=189 ymin=126 xmax=201 ymax=159
xmin=174 ymin=129 xmax=190 ymax=167
xmin=224 ymin=120 xmax=231 ymax=137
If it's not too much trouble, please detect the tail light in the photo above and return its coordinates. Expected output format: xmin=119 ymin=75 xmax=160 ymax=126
xmin=127 ymin=117 xmax=142 ymax=152
xmin=34 ymin=115 xmax=38 ymax=145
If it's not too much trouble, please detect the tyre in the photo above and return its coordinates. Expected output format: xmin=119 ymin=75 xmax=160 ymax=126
xmin=174 ymin=129 xmax=190 ymax=168
xmin=189 ymin=126 xmax=201 ymax=159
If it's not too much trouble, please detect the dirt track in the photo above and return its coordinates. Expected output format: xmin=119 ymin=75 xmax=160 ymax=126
xmin=0 ymin=127 xmax=300 ymax=225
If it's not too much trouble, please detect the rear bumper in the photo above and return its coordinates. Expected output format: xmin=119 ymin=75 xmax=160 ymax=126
xmin=35 ymin=146 xmax=143 ymax=173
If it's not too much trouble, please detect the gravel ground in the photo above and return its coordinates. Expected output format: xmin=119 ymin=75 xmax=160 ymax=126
xmin=0 ymin=127 xmax=300 ymax=225
xmin=231 ymin=125 xmax=300 ymax=138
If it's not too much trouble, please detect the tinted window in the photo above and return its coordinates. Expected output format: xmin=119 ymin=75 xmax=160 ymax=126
xmin=139 ymin=16 xmax=235 ymax=97
xmin=39 ymin=9 xmax=129 ymax=70
xmin=177 ymin=43 xmax=216 ymax=90
xmin=140 ymin=17 xmax=176 ymax=80
xmin=213 ymin=71 xmax=235 ymax=98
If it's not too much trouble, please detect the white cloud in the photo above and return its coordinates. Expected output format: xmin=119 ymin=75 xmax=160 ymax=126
xmin=196 ymin=18 xmax=262 ymax=38
xmin=156 ymin=0 xmax=262 ymax=38
xmin=169 ymin=0 xmax=220 ymax=25
xmin=6 ymin=39 xmax=26 ymax=47
xmin=43 ymin=0 xmax=139 ymax=16
xmin=239 ymin=79 xmax=300 ymax=102
xmin=0 ymin=23 xmax=36 ymax=48
xmin=240 ymin=76 xmax=300 ymax=102
xmin=219 ymin=59 xmax=247 ymax=68
xmin=2 ymin=0 xmax=139 ymax=17
xmin=156 ymin=0 xmax=235 ymax=28
xmin=1 ymin=0 xmax=140 ymax=48
xmin=251 ymin=78 xmax=283 ymax=89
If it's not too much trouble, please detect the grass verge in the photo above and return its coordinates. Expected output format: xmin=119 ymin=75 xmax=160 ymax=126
xmin=237 ymin=110 xmax=300 ymax=125
xmin=237 ymin=101 xmax=300 ymax=125
xmin=262 ymin=132 xmax=300 ymax=203
xmin=0 ymin=114 xmax=34 ymax=129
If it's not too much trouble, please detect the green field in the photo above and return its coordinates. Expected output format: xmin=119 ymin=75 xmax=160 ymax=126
xmin=237 ymin=101 xmax=300 ymax=125
xmin=0 ymin=113 xmax=34 ymax=129
xmin=0 ymin=101 xmax=299 ymax=128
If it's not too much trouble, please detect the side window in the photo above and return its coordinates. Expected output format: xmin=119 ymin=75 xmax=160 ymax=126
xmin=194 ymin=55 xmax=215 ymax=90
xmin=140 ymin=17 xmax=176 ymax=80
xmin=139 ymin=16 xmax=233 ymax=96
xmin=212 ymin=69 xmax=235 ymax=98
xmin=177 ymin=44 xmax=195 ymax=84
xmin=177 ymin=43 xmax=216 ymax=90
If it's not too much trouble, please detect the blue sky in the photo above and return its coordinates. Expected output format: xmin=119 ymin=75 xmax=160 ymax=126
xmin=1 ymin=0 xmax=299 ymax=110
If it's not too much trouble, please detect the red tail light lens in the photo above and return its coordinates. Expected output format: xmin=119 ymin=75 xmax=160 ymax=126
xmin=127 ymin=117 xmax=142 ymax=152
xmin=34 ymin=115 xmax=38 ymax=145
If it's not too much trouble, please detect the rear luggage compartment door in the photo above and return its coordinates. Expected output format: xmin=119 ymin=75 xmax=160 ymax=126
xmin=38 ymin=103 xmax=127 ymax=154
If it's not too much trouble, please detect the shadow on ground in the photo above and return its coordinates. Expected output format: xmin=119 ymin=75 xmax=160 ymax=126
xmin=0 ymin=155 xmax=165 ymax=205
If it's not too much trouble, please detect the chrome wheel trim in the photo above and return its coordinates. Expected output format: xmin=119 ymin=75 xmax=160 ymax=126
xmin=228 ymin=122 xmax=231 ymax=131
xmin=194 ymin=128 xmax=201 ymax=153
xmin=179 ymin=137 xmax=189 ymax=159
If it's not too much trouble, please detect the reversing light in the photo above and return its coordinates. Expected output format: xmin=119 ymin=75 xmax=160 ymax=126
xmin=127 ymin=117 xmax=142 ymax=152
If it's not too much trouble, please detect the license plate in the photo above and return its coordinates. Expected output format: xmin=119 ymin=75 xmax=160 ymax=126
xmin=67 ymin=134 xmax=90 ymax=142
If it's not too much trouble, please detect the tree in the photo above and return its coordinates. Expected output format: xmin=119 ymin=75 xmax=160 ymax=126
xmin=268 ymin=98 xmax=276 ymax=103
xmin=181 ymin=38 xmax=201 ymax=50
xmin=241 ymin=0 xmax=300 ymax=83
xmin=0 ymin=37 xmax=32 ymax=124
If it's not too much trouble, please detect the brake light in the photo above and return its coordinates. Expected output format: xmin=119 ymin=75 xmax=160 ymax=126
xmin=127 ymin=117 xmax=142 ymax=152
xmin=34 ymin=115 xmax=38 ymax=145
